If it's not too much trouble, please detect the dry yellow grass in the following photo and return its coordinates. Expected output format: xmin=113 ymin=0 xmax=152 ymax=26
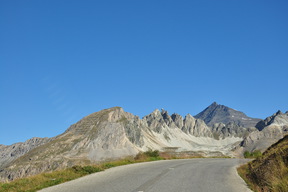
xmin=0 ymin=150 xmax=231 ymax=192
xmin=238 ymin=135 xmax=288 ymax=192
xmin=0 ymin=150 xmax=165 ymax=192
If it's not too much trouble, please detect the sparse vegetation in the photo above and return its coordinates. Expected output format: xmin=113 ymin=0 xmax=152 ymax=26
xmin=144 ymin=149 xmax=160 ymax=158
xmin=71 ymin=165 xmax=103 ymax=174
xmin=0 ymin=149 xmax=232 ymax=192
xmin=0 ymin=166 xmax=103 ymax=192
xmin=116 ymin=116 xmax=128 ymax=124
xmin=0 ymin=149 xmax=164 ymax=192
xmin=243 ymin=150 xmax=262 ymax=159
xmin=134 ymin=149 xmax=163 ymax=161
xmin=238 ymin=135 xmax=288 ymax=192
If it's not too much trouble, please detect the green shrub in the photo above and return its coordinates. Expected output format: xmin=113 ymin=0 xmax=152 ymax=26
xmin=148 ymin=156 xmax=163 ymax=161
xmin=243 ymin=151 xmax=250 ymax=158
xmin=244 ymin=150 xmax=262 ymax=158
xmin=134 ymin=149 xmax=161 ymax=161
xmin=102 ymin=163 xmax=115 ymax=169
xmin=144 ymin=149 xmax=160 ymax=158
xmin=72 ymin=165 xmax=102 ymax=174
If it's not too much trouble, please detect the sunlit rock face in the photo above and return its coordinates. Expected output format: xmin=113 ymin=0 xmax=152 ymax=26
xmin=1 ymin=106 xmax=287 ymax=182
xmin=241 ymin=111 xmax=288 ymax=152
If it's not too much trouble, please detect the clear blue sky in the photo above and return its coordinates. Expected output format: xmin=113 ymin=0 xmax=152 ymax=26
xmin=1 ymin=0 xmax=287 ymax=145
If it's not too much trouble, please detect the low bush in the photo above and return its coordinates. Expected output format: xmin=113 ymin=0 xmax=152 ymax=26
xmin=134 ymin=149 xmax=161 ymax=161
xmin=144 ymin=149 xmax=160 ymax=158
xmin=243 ymin=150 xmax=262 ymax=158
xmin=72 ymin=165 xmax=103 ymax=174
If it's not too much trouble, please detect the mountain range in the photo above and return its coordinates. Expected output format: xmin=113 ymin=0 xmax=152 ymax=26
xmin=0 ymin=102 xmax=287 ymax=182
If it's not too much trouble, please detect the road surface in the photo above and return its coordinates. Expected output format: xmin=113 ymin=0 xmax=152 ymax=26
xmin=39 ymin=158 xmax=251 ymax=192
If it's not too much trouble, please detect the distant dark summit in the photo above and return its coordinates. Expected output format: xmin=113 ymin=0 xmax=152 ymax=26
xmin=195 ymin=102 xmax=261 ymax=128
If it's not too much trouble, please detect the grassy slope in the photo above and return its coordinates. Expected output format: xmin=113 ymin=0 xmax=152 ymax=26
xmin=0 ymin=151 xmax=232 ymax=192
xmin=0 ymin=149 xmax=227 ymax=192
xmin=238 ymin=135 xmax=288 ymax=192
xmin=0 ymin=159 xmax=139 ymax=192
xmin=1 ymin=149 xmax=191 ymax=192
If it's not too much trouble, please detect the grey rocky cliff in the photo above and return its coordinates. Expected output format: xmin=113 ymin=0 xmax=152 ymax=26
xmin=195 ymin=102 xmax=261 ymax=128
xmin=182 ymin=114 xmax=213 ymax=137
xmin=140 ymin=109 xmax=240 ymax=155
xmin=255 ymin=110 xmax=288 ymax=131
xmin=0 ymin=107 xmax=141 ymax=181
xmin=211 ymin=122 xmax=256 ymax=139
xmin=240 ymin=111 xmax=288 ymax=152
xmin=161 ymin=109 xmax=178 ymax=129
xmin=182 ymin=114 xmax=196 ymax=133
xmin=2 ymin=105 xmax=282 ymax=182
xmin=143 ymin=109 xmax=213 ymax=137
xmin=143 ymin=109 xmax=168 ymax=133
xmin=0 ymin=137 xmax=51 ymax=170
xmin=171 ymin=113 xmax=184 ymax=128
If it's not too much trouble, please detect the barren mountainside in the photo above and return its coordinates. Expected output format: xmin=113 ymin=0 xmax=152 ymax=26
xmin=0 ymin=137 xmax=52 ymax=170
xmin=240 ymin=111 xmax=288 ymax=152
xmin=0 ymin=104 xmax=287 ymax=182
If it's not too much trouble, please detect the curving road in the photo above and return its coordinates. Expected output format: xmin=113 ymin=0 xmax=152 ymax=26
xmin=39 ymin=158 xmax=251 ymax=192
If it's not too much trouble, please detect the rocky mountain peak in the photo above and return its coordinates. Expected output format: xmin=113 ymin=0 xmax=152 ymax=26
xmin=211 ymin=101 xmax=218 ymax=108
xmin=171 ymin=113 xmax=183 ymax=128
xmin=2 ymin=105 xmax=286 ymax=182
xmin=185 ymin=114 xmax=195 ymax=120
xmin=143 ymin=109 xmax=166 ymax=132
xmin=106 ymin=107 xmax=130 ymax=122
xmin=144 ymin=109 xmax=162 ymax=120
xmin=65 ymin=107 xmax=127 ymax=135
xmin=241 ymin=110 xmax=288 ymax=153
xmin=276 ymin=110 xmax=283 ymax=115
xmin=255 ymin=110 xmax=288 ymax=131
xmin=195 ymin=102 xmax=261 ymax=128
xmin=150 ymin=109 xmax=161 ymax=117
xmin=161 ymin=109 xmax=169 ymax=118
xmin=171 ymin=113 xmax=182 ymax=120
xmin=160 ymin=109 xmax=177 ymax=128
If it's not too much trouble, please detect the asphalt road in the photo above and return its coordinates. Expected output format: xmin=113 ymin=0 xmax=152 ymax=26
xmin=39 ymin=158 xmax=252 ymax=192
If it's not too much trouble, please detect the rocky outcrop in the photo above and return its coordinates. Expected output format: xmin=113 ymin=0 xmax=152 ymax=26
xmin=241 ymin=111 xmax=288 ymax=152
xmin=0 ymin=107 xmax=142 ymax=181
xmin=1 ymin=106 xmax=286 ymax=182
xmin=211 ymin=122 xmax=256 ymax=139
xmin=182 ymin=114 xmax=213 ymax=137
xmin=255 ymin=110 xmax=288 ymax=131
xmin=0 ymin=107 xmax=242 ymax=181
xmin=0 ymin=137 xmax=51 ymax=170
xmin=143 ymin=109 xmax=167 ymax=133
xmin=143 ymin=109 xmax=212 ymax=137
xmin=171 ymin=113 xmax=184 ymax=128
xmin=195 ymin=102 xmax=261 ymax=127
